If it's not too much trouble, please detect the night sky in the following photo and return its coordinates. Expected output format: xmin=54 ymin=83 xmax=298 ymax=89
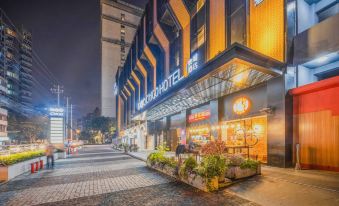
xmin=0 ymin=0 xmax=147 ymax=118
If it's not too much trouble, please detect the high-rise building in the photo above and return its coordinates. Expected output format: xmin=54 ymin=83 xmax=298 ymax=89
xmin=116 ymin=0 xmax=339 ymax=171
xmin=100 ymin=0 xmax=143 ymax=118
xmin=0 ymin=10 xmax=33 ymax=115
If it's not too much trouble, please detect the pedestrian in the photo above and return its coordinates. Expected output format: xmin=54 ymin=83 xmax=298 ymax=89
xmin=46 ymin=143 xmax=55 ymax=168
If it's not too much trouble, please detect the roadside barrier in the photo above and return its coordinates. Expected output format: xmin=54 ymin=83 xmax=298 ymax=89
xmin=31 ymin=163 xmax=35 ymax=173
xmin=39 ymin=160 xmax=43 ymax=169
xmin=35 ymin=162 xmax=39 ymax=172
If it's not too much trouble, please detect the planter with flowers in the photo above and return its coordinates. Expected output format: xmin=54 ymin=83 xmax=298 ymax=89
xmin=146 ymin=140 xmax=261 ymax=192
xmin=226 ymin=154 xmax=261 ymax=179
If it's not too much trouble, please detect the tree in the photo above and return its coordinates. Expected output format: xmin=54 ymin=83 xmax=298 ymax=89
xmin=78 ymin=107 xmax=116 ymax=143
xmin=7 ymin=111 xmax=48 ymax=143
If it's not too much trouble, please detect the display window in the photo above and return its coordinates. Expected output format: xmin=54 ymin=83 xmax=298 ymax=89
xmin=220 ymin=115 xmax=267 ymax=163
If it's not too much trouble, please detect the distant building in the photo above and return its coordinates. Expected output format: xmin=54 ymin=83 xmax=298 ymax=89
xmin=0 ymin=108 xmax=8 ymax=144
xmin=100 ymin=0 xmax=143 ymax=118
xmin=0 ymin=10 xmax=33 ymax=115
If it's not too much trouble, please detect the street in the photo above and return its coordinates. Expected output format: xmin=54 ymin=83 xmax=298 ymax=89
xmin=0 ymin=145 xmax=258 ymax=206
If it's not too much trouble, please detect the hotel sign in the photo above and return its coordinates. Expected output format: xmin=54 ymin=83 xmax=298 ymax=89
xmin=137 ymin=69 xmax=184 ymax=110
xmin=137 ymin=54 xmax=199 ymax=110
xmin=186 ymin=53 xmax=198 ymax=75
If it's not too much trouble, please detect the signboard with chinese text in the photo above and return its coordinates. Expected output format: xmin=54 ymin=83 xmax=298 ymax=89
xmin=188 ymin=110 xmax=211 ymax=123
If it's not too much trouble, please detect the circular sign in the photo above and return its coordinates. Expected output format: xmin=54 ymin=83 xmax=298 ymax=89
xmin=233 ymin=97 xmax=251 ymax=115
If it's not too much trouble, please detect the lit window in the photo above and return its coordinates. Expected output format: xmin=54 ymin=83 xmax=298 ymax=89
xmin=197 ymin=25 xmax=205 ymax=48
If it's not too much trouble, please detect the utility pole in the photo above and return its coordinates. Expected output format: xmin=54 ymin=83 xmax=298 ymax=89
xmin=66 ymin=97 xmax=69 ymax=139
xmin=50 ymin=85 xmax=64 ymax=107
xmin=70 ymin=104 xmax=73 ymax=140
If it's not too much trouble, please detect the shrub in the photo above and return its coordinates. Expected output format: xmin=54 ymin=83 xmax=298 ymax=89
xmin=240 ymin=159 xmax=259 ymax=170
xmin=179 ymin=156 xmax=197 ymax=179
xmin=0 ymin=150 xmax=45 ymax=166
xmin=201 ymin=139 xmax=226 ymax=155
xmin=197 ymin=155 xmax=227 ymax=178
xmin=147 ymin=152 xmax=164 ymax=166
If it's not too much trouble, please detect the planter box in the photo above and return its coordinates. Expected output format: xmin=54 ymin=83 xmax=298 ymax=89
xmin=0 ymin=154 xmax=60 ymax=182
xmin=146 ymin=161 xmax=177 ymax=178
xmin=0 ymin=156 xmax=47 ymax=181
xmin=226 ymin=164 xmax=261 ymax=179
xmin=147 ymin=162 xmax=218 ymax=192
xmin=181 ymin=174 xmax=219 ymax=192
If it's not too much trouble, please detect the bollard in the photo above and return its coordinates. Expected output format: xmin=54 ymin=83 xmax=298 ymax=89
xmin=31 ymin=163 xmax=35 ymax=173
xmin=35 ymin=162 xmax=39 ymax=172
xmin=40 ymin=160 xmax=43 ymax=169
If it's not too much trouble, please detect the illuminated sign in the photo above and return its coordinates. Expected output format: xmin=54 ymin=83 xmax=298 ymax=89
xmin=233 ymin=97 xmax=251 ymax=115
xmin=137 ymin=69 xmax=184 ymax=110
xmin=254 ymin=0 xmax=264 ymax=6
xmin=188 ymin=110 xmax=210 ymax=123
xmin=49 ymin=107 xmax=64 ymax=117
xmin=186 ymin=53 xmax=198 ymax=74
xmin=137 ymin=54 xmax=200 ymax=111
xmin=49 ymin=107 xmax=64 ymax=144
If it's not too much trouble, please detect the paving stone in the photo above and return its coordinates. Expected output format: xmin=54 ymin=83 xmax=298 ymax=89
xmin=0 ymin=145 xmax=259 ymax=206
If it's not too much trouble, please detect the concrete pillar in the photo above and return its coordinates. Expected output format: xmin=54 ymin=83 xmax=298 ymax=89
xmin=209 ymin=99 xmax=222 ymax=140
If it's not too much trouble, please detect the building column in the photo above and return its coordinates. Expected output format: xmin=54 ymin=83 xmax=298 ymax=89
xmin=209 ymin=98 xmax=222 ymax=140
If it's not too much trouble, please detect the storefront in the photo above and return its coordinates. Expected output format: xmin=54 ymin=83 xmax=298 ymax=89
xmin=290 ymin=76 xmax=339 ymax=171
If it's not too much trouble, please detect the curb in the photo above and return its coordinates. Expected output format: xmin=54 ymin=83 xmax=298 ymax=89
xmin=126 ymin=153 xmax=147 ymax=162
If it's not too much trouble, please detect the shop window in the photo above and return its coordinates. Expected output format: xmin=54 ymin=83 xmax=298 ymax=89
xmin=221 ymin=116 xmax=267 ymax=163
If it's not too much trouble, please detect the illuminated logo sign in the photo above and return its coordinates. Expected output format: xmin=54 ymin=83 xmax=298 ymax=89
xmin=137 ymin=69 xmax=184 ymax=110
xmin=188 ymin=110 xmax=211 ymax=123
xmin=233 ymin=97 xmax=251 ymax=115
xmin=186 ymin=53 xmax=198 ymax=75
xmin=49 ymin=107 xmax=64 ymax=117
xmin=49 ymin=107 xmax=65 ymax=144
xmin=254 ymin=0 xmax=264 ymax=6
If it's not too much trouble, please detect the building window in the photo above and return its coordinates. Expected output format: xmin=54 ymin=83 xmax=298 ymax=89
xmin=228 ymin=0 xmax=247 ymax=46
xmin=317 ymin=2 xmax=339 ymax=23
xmin=190 ymin=0 xmax=207 ymax=63
xmin=121 ymin=13 xmax=125 ymax=21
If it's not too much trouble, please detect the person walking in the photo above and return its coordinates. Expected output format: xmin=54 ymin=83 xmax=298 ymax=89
xmin=46 ymin=144 xmax=55 ymax=169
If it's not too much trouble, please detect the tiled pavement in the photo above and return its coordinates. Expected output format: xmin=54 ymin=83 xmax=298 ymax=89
xmin=0 ymin=145 xmax=259 ymax=206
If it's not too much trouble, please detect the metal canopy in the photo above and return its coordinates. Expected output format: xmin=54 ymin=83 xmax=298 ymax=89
xmin=145 ymin=58 xmax=276 ymax=120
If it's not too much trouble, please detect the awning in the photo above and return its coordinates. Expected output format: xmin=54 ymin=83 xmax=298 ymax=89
xmin=133 ymin=43 xmax=284 ymax=121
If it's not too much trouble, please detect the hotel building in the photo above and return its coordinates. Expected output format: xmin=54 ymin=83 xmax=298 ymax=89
xmin=115 ymin=0 xmax=339 ymax=170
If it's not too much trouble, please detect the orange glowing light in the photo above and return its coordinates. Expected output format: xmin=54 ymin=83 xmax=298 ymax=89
xmin=233 ymin=97 xmax=251 ymax=115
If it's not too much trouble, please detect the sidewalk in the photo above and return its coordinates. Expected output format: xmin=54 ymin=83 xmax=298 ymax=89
xmin=128 ymin=150 xmax=339 ymax=206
